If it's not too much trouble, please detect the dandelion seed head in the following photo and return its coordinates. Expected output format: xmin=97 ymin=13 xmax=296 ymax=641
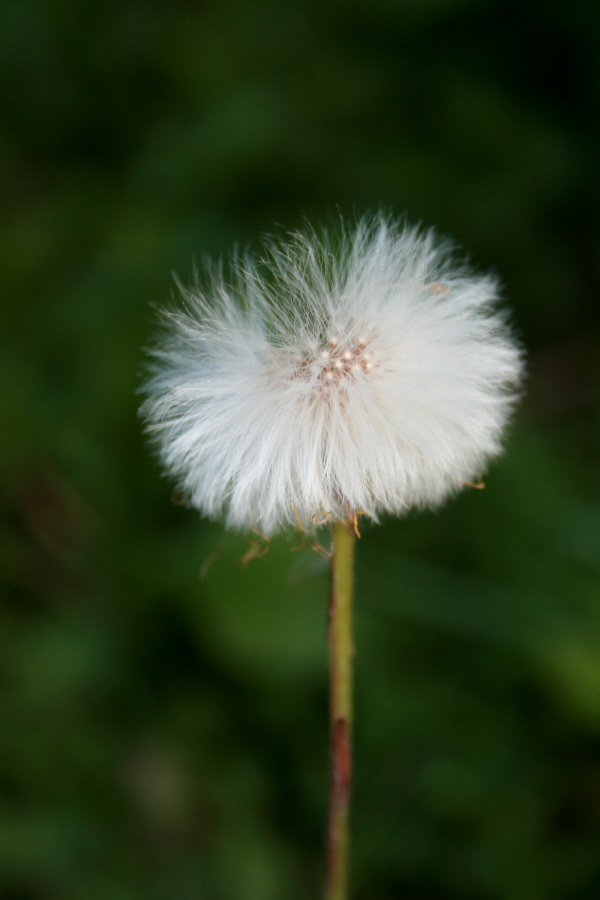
xmin=140 ymin=215 xmax=524 ymax=535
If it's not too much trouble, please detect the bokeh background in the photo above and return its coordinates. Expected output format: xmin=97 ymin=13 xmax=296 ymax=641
xmin=1 ymin=1 xmax=599 ymax=898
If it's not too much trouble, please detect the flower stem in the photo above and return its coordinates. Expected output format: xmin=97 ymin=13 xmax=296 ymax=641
xmin=325 ymin=515 xmax=355 ymax=900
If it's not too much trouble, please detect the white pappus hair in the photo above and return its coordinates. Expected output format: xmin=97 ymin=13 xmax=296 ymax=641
xmin=140 ymin=216 xmax=524 ymax=536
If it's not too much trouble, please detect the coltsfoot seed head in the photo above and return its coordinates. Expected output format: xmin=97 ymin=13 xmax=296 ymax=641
xmin=140 ymin=215 xmax=524 ymax=535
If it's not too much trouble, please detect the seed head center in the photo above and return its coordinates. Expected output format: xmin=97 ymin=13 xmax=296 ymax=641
xmin=293 ymin=336 xmax=373 ymax=390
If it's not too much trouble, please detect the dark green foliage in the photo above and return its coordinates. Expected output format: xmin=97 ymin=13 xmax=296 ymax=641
xmin=1 ymin=1 xmax=599 ymax=897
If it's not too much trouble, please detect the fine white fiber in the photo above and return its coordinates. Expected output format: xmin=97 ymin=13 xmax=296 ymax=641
xmin=140 ymin=215 xmax=524 ymax=535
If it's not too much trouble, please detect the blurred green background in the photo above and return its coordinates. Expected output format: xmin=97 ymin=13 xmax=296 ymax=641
xmin=1 ymin=1 xmax=599 ymax=898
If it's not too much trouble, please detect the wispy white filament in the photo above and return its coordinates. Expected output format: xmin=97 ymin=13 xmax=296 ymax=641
xmin=140 ymin=216 xmax=524 ymax=535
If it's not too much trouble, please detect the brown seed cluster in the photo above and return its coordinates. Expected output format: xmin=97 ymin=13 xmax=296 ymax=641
xmin=293 ymin=336 xmax=373 ymax=391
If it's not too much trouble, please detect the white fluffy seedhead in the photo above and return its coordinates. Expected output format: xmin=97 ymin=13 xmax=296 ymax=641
xmin=140 ymin=216 xmax=524 ymax=536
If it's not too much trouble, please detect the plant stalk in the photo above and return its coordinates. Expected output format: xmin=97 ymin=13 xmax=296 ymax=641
xmin=325 ymin=515 xmax=355 ymax=900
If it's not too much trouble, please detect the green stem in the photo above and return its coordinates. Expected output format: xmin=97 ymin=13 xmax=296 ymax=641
xmin=325 ymin=515 xmax=355 ymax=900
